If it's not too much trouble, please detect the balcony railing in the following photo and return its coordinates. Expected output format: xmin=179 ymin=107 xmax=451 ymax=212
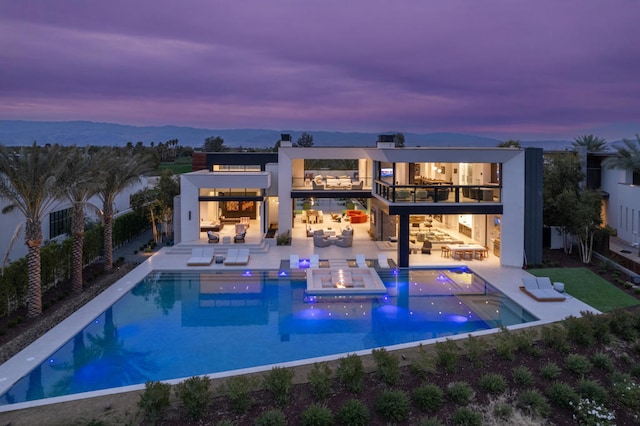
xmin=291 ymin=177 xmax=373 ymax=190
xmin=374 ymin=181 xmax=501 ymax=204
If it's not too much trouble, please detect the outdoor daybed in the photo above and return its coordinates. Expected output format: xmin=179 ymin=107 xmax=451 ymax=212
xmin=519 ymin=276 xmax=566 ymax=302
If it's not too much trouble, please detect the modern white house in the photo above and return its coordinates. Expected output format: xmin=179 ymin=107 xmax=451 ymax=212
xmin=178 ymin=136 xmax=545 ymax=268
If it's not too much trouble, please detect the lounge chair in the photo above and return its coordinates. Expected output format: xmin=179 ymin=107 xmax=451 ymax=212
xmin=187 ymin=247 xmax=214 ymax=266
xmin=377 ymin=253 xmax=390 ymax=268
xmin=309 ymin=254 xmax=320 ymax=268
xmin=355 ymin=254 xmax=368 ymax=268
xmin=235 ymin=249 xmax=250 ymax=265
xmin=234 ymin=231 xmax=246 ymax=243
xmin=223 ymin=249 xmax=239 ymax=265
xmin=290 ymin=254 xmax=300 ymax=269
xmin=207 ymin=231 xmax=219 ymax=243
xmin=519 ymin=276 xmax=566 ymax=302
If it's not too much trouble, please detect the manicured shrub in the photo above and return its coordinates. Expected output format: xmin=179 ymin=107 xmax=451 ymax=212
xmin=372 ymin=347 xmax=400 ymax=385
xmin=435 ymin=339 xmax=459 ymax=373
xmin=591 ymin=352 xmax=614 ymax=372
xmin=517 ymin=389 xmax=551 ymax=418
xmin=511 ymin=328 xmax=540 ymax=356
xmin=410 ymin=345 xmax=436 ymax=378
xmin=546 ymin=381 xmax=579 ymax=408
xmin=564 ymin=353 xmax=592 ymax=376
xmin=175 ymin=376 xmax=211 ymax=420
xmin=451 ymin=407 xmax=482 ymax=426
xmin=254 ymin=408 xmax=287 ymax=426
xmin=336 ymin=354 xmax=365 ymax=393
xmin=609 ymin=309 xmax=639 ymax=341
xmin=336 ymin=399 xmax=370 ymax=426
xmin=375 ymin=389 xmax=411 ymax=423
xmin=493 ymin=328 xmax=517 ymax=361
xmin=223 ymin=375 xmax=256 ymax=414
xmin=511 ymin=366 xmax=534 ymax=387
xmin=137 ymin=381 xmax=171 ymax=425
xmin=446 ymin=381 xmax=474 ymax=405
xmin=479 ymin=373 xmax=507 ymax=395
xmin=571 ymin=398 xmax=616 ymax=426
xmin=577 ymin=379 xmax=608 ymax=403
xmin=581 ymin=311 xmax=612 ymax=344
xmin=263 ymin=366 xmax=295 ymax=406
xmin=563 ymin=315 xmax=594 ymax=347
xmin=612 ymin=374 xmax=640 ymax=412
xmin=300 ymin=403 xmax=333 ymax=426
xmin=540 ymin=323 xmax=570 ymax=352
xmin=539 ymin=362 xmax=562 ymax=380
xmin=462 ymin=334 xmax=486 ymax=367
xmin=412 ymin=383 xmax=444 ymax=412
xmin=307 ymin=362 xmax=332 ymax=401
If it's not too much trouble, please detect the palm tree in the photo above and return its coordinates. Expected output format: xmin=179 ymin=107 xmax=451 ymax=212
xmin=96 ymin=148 xmax=154 ymax=271
xmin=58 ymin=147 xmax=103 ymax=293
xmin=0 ymin=143 xmax=67 ymax=318
xmin=603 ymin=134 xmax=640 ymax=185
xmin=572 ymin=134 xmax=607 ymax=152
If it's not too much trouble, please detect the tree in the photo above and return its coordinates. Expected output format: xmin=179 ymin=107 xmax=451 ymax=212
xmin=572 ymin=135 xmax=607 ymax=153
xmin=570 ymin=189 xmax=603 ymax=264
xmin=602 ymin=134 xmax=640 ymax=185
xmin=131 ymin=170 xmax=179 ymax=244
xmin=203 ymin=136 xmax=226 ymax=152
xmin=96 ymin=148 xmax=155 ymax=271
xmin=296 ymin=132 xmax=314 ymax=148
xmin=394 ymin=133 xmax=405 ymax=148
xmin=58 ymin=147 xmax=103 ymax=294
xmin=0 ymin=143 xmax=67 ymax=318
xmin=497 ymin=140 xmax=521 ymax=148
xmin=543 ymin=152 xmax=583 ymax=253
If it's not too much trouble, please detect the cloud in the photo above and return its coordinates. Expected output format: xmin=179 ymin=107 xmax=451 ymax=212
xmin=0 ymin=0 xmax=639 ymax=139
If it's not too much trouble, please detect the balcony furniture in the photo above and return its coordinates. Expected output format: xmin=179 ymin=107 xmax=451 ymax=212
xmin=395 ymin=189 xmax=411 ymax=201
xmin=415 ymin=189 xmax=429 ymax=201
xmin=352 ymin=180 xmax=364 ymax=190
xmin=436 ymin=188 xmax=450 ymax=201
xmin=345 ymin=210 xmax=367 ymax=223
xmin=312 ymin=180 xmax=325 ymax=190
xmin=325 ymin=175 xmax=352 ymax=189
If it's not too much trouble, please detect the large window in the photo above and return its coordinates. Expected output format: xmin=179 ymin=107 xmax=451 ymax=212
xmin=50 ymin=208 xmax=72 ymax=239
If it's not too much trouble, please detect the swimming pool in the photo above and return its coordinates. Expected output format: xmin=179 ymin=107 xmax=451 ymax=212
xmin=0 ymin=267 xmax=536 ymax=406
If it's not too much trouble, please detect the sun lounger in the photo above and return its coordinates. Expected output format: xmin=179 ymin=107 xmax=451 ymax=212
xmin=224 ymin=248 xmax=250 ymax=265
xmin=355 ymin=254 xmax=368 ymax=268
xmin=377 ymin=253 xmax=390 ymax=268
xmin=187 ymin=247 xmax=214 ymax=266
xmin=309 ymin=254 xmax=320 ymax=268
xmin=290 ymin=254 xmax=300 ymax=269
xmin=519 ymin=276 xmax=566 ymax=302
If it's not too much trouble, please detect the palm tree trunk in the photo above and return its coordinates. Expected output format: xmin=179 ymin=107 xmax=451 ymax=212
xmin=103 ymin=204 xmax=113 ymax=272
xmin=25 ymin=221 xmax=43 ymax=318
xmin=71 ymin=204 xmax=85 ymax=294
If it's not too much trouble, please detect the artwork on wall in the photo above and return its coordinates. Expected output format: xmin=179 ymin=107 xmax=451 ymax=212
xmin=226 ymin=201 xmax=239 ymax=211
xmin=241 ymin=201 xmax=254 ymax=212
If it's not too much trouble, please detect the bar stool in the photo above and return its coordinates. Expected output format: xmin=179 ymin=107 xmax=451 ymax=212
xmin=441 ymin=246 xmax=450 ymax=257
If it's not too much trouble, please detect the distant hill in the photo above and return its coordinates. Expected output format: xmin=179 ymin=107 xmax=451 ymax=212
xmin=0 ymin=120 xmax=575 ymax=149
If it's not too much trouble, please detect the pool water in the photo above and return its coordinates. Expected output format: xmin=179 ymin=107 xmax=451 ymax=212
xmin=0 ymin=267 xmax=536 ymax=405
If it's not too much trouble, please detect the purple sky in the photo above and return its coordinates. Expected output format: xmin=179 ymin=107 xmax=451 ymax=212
xmin=1 ymin=1 xmax=639 ymax=140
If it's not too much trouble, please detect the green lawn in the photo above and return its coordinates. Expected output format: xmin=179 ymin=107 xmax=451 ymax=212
xmin=528 ymin=267 xmax=640 ymax=312
xmin=158 ymin=163 xmax=192 ymax=174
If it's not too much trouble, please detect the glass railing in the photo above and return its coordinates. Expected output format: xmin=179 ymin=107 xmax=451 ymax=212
xmin=374 ymin=181 xmax=501 ymax=203
xmin=291 ymin=176 xmax=373 ymax=190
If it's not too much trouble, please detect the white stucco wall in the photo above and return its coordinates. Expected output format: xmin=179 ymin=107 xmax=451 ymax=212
xmin=0 ymin=178 xmax=148 ymax=264
xmin=601 ymin=167 xmax=640 ymax=243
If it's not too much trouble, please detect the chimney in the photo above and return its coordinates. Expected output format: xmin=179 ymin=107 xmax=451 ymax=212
xmin=280 ymin=133 xmax=292 ymax=147
xmin=376 ymin=134 xmax=395 ymax=149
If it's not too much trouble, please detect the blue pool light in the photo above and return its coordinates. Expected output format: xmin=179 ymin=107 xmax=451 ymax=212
xmin=242 ymin=270 xmax=252 ymax=277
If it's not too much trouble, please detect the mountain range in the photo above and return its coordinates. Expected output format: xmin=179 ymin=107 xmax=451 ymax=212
xmin=0 ymin=120 xmax=577 ymax=150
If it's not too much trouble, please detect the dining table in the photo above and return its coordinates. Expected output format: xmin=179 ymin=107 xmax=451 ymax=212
xmin=446 ymin=244 xmax=486 ymax=260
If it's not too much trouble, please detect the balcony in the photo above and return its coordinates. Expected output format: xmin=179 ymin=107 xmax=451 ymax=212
xmin=374 ymin=181 xmax=501 ymax=204
xmin=292 ymin=176 xmax=373 ymax=191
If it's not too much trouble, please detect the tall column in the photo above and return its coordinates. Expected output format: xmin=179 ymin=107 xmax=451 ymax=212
xmin=397 ymin=214 xmax=410 ymax=267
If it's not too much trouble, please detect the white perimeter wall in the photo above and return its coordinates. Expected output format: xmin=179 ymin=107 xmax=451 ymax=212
xmin=601 ymin=167 xmax=640 ymax=244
